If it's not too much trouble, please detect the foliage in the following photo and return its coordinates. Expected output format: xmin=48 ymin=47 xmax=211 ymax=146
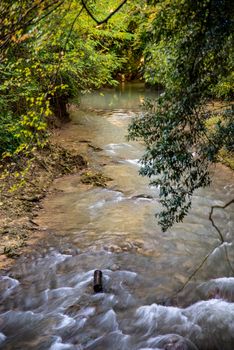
xmin=81 ymin=0 xmax=146 ymax=79
xmin=129 ymin=0 xmax=234 ymax=231
xmin=0 ymin=0 xmax=133 ymax=189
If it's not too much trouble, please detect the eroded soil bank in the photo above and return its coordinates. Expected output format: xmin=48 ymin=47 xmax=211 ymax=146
xmin=0 ymin=113 xmax=92 ymax=271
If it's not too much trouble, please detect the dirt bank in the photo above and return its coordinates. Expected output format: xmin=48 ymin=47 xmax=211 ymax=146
xmin=0 ymin=107 xmax=114 ymax=273
xmin=0 ymin=130 xmax=87 ymax=272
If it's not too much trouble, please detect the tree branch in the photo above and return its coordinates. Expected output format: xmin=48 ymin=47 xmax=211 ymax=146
xmin=172 ymin=245 xmax=220 ymax=298
xmin=63 ymin=6 xmax=84 ymax=51
xmin=0 ymin=0 xmax=65 ymax=50
xmin=209 ymin=199 xmax=234 ymax=274
xmin=51 ymin=5 xmax=84 ymax=86
xmin=81 ymin=0 xmax=128 ymax=25
xmin=209 ymin=199 xmax=234 ymax=243
xmin=171 ymin=199 xmax=234 ymax=300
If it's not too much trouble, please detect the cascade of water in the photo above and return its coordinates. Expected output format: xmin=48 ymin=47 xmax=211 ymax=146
xmin=0 ymin=83 xmax=233 ymax=349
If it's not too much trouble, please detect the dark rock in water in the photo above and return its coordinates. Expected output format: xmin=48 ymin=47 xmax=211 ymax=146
xmin=93 ymin=270 xmax=103 ymax=293
xmin=148 ymin=334 xmax=198 ymax=350
xmin=88 ymin=143 xmax=103 ymax=151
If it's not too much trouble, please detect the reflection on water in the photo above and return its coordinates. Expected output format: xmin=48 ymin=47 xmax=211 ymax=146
xmin=0 ymin=82 xmax=233 ymax=349
xmin=78 ymin=81 xmax=156 ymax=110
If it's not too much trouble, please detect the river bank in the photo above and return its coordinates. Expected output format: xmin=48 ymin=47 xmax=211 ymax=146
xmin=0 ymin=84 xmax=146 ymax=271
xmin=0 ymin=120 xmax=87 ymax=271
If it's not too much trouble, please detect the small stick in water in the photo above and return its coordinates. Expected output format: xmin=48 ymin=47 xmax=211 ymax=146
xmin=93 ymin=270 xmax=103 ymax=293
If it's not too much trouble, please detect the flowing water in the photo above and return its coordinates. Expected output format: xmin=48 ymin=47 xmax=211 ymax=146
xmin=0 ymin=82 xmax=234 ymax=350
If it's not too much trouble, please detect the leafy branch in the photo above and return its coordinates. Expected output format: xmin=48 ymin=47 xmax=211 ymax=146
xmin=0 ymin=1 xmax=65 ymax=51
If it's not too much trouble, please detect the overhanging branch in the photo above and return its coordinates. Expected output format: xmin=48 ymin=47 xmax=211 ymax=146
xmin=0 ymin=0 xmax=65 ymax=50
xmin=171 ymin=199 xmax=234 ymax=300
xmin=81 ymin=0 xmax=128 ymax=25
xmin=209 ymin=199 xmax=234 ymax=243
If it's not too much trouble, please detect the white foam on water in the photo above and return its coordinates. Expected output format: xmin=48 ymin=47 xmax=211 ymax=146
xmin=50 ymin=252 xmax=73 ymax=264
xmin=109 ymin=112 xmax=132 ymax=119
xmin=0 ymin=332 xmax=6 ymax=343
xmin=98 ymin=309 xmax=119 ymax=332
xmin=49 ymin=337 xmax=75 ymax=350
xmin=118 ymin=270 xmax=138 ymax=281
xmin=125 ymin=159 xmax=141 ymax=167
xmin=198 ymin=277 xmax=234 ymax=301
xmin=104 ymin=143 xmax=133 ymax=154
xmin=77 ymin=306 xmax=96 ymax=317
xmin=185 ymin=299 xmax=234 ymax=347
xmin=106 ymin=149 xmax=116 ymax=155
xmin=76 ymin=317 xmax=87 ymax=329
xmin=89 ymin=199 xmax=106 ymax=209
xmin=211 ymin=277 xmax=234 ymax=284
xmin=139 ymin=348 xmax=160 ymax=350
xmin=73 ymin=270 xmax=94 ymax=289
xmin=146 ymin=334 xmax=198 ymax=350
xmin=54 ymin=314 xmax=76 ymax=330
xmin=89 ymin=192 xmax=124 ymax=210
xmin=48 ymin=287 xmax=75 ymax=298
xmin=135 ymin=304 xmax=195 ymax=337
xmin=85 ymin=330 xmax=130 ymax=350
xmin=0 ymin=276 xmax=20 ymax=300
xmin=135 ymin=300 xmax=234 ymax=349
xmin=85 ymin=334 xmax=104 ymax=349
xmin=31 ymin=251 xmax=72 ymax=272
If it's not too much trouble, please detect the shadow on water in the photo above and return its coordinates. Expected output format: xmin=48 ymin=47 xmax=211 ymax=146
xmin=0 ymin=82 xmax=234 ymax=349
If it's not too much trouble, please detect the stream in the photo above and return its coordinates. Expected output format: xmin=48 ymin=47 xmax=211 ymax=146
xmin=0 ymin=82 xmax=234 ymax=350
